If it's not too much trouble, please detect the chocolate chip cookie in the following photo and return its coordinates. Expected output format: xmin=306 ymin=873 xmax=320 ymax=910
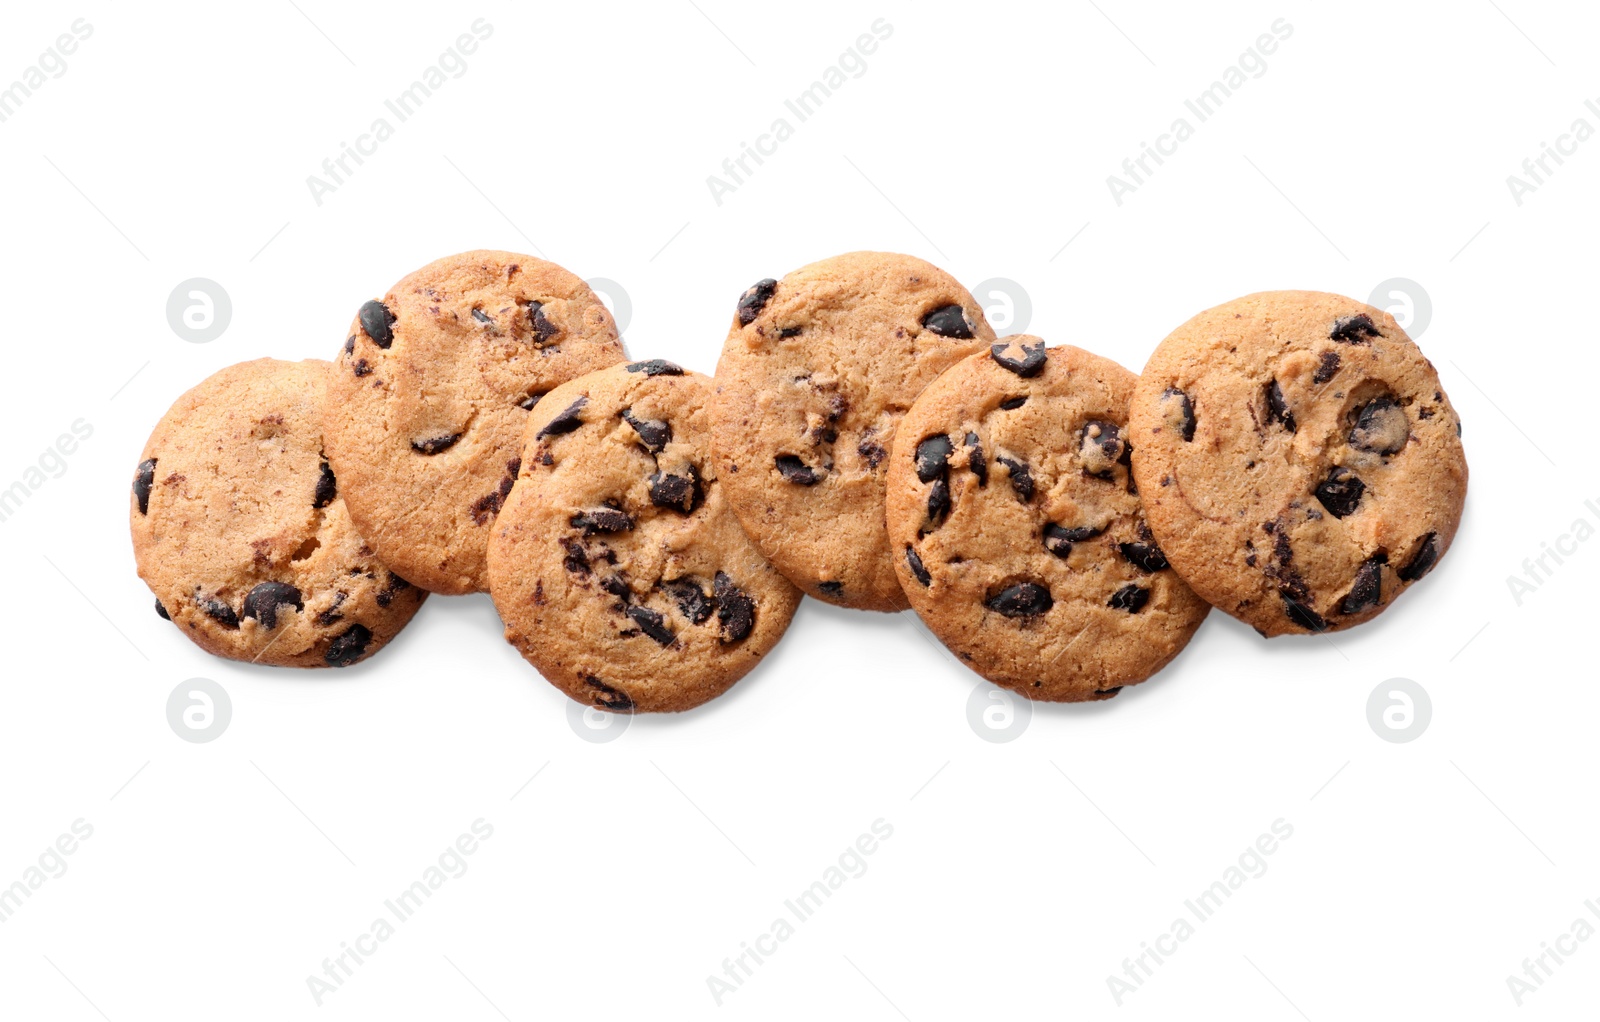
xmin=487 ymin=360 xmax=801 ymax=712
xmin=709 ymin=252 xmax=994 ymax=610
xmin=1128 ymin=291 xmax=1467 ymax=637
xmin=886 ymin=340 xmax=1210 ymax=700
xmin=131 ymin=359 xmax=426 ymax=667
xmin=324 ymin=251 xmax=625 ymax=595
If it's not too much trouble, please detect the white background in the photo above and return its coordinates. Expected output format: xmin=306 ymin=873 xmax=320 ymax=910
xmin=1 ymin=1 xmax=1595 ymax=1018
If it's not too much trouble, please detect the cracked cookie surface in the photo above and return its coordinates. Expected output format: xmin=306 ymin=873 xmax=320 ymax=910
xmin=488 ymin=361 xmax=801 ymax=712
xmin=1128 ymin=291 xmax=1467 ymax=637
xmin=131 ymin=359 xmax=426 ymax=668
xmin=709 ymin=251 xmax=994 ymax=611
xmin=887 ymin=340 xmax=1209 ymax=700
xmin=324 ymin=250 xmax=625 ymax=594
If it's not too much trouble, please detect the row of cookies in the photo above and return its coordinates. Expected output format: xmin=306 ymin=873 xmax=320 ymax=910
xmin=129 ymin=249 xmax=1465 ymax=712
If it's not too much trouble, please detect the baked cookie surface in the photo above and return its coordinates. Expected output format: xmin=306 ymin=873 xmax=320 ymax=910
xmin=709 ymin=251 xmax=993 ymax=611
xmin=887 ymin=340 xmax=1210 ymax=700
xmin=131 ymin=358 xmax=426 ymax=668
xmin=487 ymin=360 xmax=801 ymax=713
xmin=1128 ymin=291 xmax=1467 ymax=636
xmin=324 ymin=250 xmax=624 ymax=595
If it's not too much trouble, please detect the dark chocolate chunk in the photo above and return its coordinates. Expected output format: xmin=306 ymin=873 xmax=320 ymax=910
xmin=1095 ymin=687 xmax=1123 ymax=697
xmin=914 ymin=434 xmax=953 ymax=483
xmin=1118 ymin=542 xmax=1168 ymax=572
xmin=965 ymin=432 xmax=987 ymax=486
xmin=561 ymin=539 xmax=591 ymax=576
xmin=990 ymin=340 xmax=1047 ymax=377
xmin=925 ymin=477 xmax=951 ymax=525
xmin=376 ymin=573 xmax=412 ymax=608
xmin=778 ymin=326 xmax=803 ymax=338
xmin=1341 ymin=554 xmax=1386 ymax=614
xmin=316 ymin=591 xmax=348 ymax=626
xmin=358 ymin=300 xmax=396 ymax=348
xmin=518 ymin=390 xmax=546 ymax=411
xmin=1265 ymin=380 xmax=1297 ymax=433
xmin=200 ymin=596 xmax=238 ymax=630
xmin=714 ymin=571 xmax=756 ymax=641
xmin=818 ymin=581 xmax=844 ymax=596
xmin=241 ymin=582 xmax=304 ymax=630
xmin=626 ymin=605 xmax=676 ymax=646
xmin=313 ymin=462 xmax=337 ymax=508
xmin=1161 ymin=387 xmax=1196 ymax=442
xmin=1348 ymin=396 xmax=1408 ymax=455
xmin=536 ymin=396 xmax=588 ymax=439
xmin=1043 ymin=523 xmax=1100 ymax=557
xmin=471 ymin=307 xmax=494 ymax=325
xmin=774 ymin=455 xmax=823 ymax=485
xmin=620 ymin=409 xmax=672 ymax=452
xmin=661 ymin=578 xmax=714 ymax=624
xmin=571 ymin=506 xmax=636 ymax=534
xmin=584 ymin=675 xmax=634 ymax=712
xmin=1398 ymin=533 xmax=1439 ymax=582
xmin=857 ymin=438 xmax=886 ymax=469
xmin=411 ymin=433 xmax=461 ymax=455
xmin=922 ymin=304 xmax=975 ymax=339
xmin=999 ymin=396 xmax=1027 ymax=410
xmin=737 ymin=278 xmax=778 ymax=325
xmin=1108 ymin=584 xmax=1150 ymax=613
xmin=1330 ymin=313 xmax=1381 ymax=343
xmin=625 ymin=359 xmax=685 ymax=377
xmin=352 ymin=359 xmax=372 ymax=377
xmin=529 ymin=301 xmax=560 ymax=345
xmin=599 ymin=574 xmax=632 ymax=603
xmin=134 ymin=459 xmax=156 ymax=515
xmin=996 ymin=455 xmax=1034 ymax=502
xmin=905 ymin=545 xmax=931 ymax=587
xmin=325 ymin=624 xmax=372 ymax=667
xmin=1280 ymin=593 xmax=1327 ymax=632
xmin=1079 ymin=419 xmax=1128 ymax=477
xmin=1314 ymin=467 xmax=1365 ymax=518
xmin=154 ymin=598 xmax=169 ymax=620
xmin=1313 ymin=351 xmax=1341 ymax=384
xmin=985 ymin=582 xmax=1053 ymax=617
xmin=649 ymin=468 xmax=701 ymax=512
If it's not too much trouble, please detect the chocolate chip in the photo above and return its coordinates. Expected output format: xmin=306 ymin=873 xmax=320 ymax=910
xmin=1160 ymin=387 xmax=1196 ymax=442
xmin=316 ymin=591 xmax=348 ymax=625
xmin=1280 ymin=593 xmax=1327 ymax=632
xmin=562 ymin=539 xmax=591 ymax=576
xmin=1079 ymin=420 xmax=1128 ymax=478
xmin=518 ymin=390 xmax=546 ymax=411
xmin=471 ymin=490 xmax=505 ymax=525
xmin=905 ymin=545 xmax=931 ymax=587
xmin=818 ymin=581 xmax=844 ymax=596
xmin=662 ymin=578 xmax=713 ymax=624
xmin=200 ymin=596 xmax=238 ymax=629
xmin=626 ymin=359 xmax=685 ymax=377
xmin=1314 ymin=467 xmax=1365 ymax=518
xmin=528 ymin=301 xmax=560 ymax=345
xmin=1330 ymin=313 xmax=1381 ymax=343
xmin=926 ymin=477 xmax=951 ymax=525
xmin=471 ymin=307 xmax=494 ymax=325
xmin=778 ymin=326 xmax=802 ymax=338
xmin=571 ymin=506 xmax=635 ymax=534
xmin=584 ymin=675 xmax=634 ymax=712
xmin=858 ymin=438 xmax=886 ymax=469
xmin=313 ymin=462 xmax=337 ymax=508
xmin=774 ymin=455 xmax=823 ymax=485
xmin=536 ymin=396 xmax=588 ymax=439
xmin=133 ymin=459 xmax=156 ymax=515
xmin=1265 ymin=380 xmax=1296 ymax=433
xmin=1313 ymin=351 xmax=1341 ymax=384
xmin=990 ymin=340 xmax=1047 ymax=377
xmin=240 ymin=582 xmax=304 ymax=629
xmin=626 ymin=605 xmax=676 ymax=646
xmin=1095 ymin=687 xmax=1123 ymax=697
xmin=600 ymin=574 xmax=631 ymax=603
xmin=1108 ymin=584 xmax=1150 ymax=613
xmin=621 ymin=409 xmax=672 ymax=452
xmin=914 ymin=434 xmax=953 ymax=483
xmin=985 ymin=582 xmax=1053 ymax=617
xmin=1118 ymin=542 xmax=1168 ymax=572
xmin=995 ymin=455 xmax=1034 ymax=502
xmin=1043 ymin=523 xmax=1100 ymax=557
xmin=358 ymin=300 xmax=396 ymax=347
xmin=352 ymin=359 xmax=372 ymax=377
xmin=1398 ymin=533 xmax=1440 ymax=582
xmin=1348 ymin=397 xmax=1408 ymax=456
xmin=376 ymin=573 xmax=411 ymax=608
xmin=411 ymin=433 xmax=462 ymax=455
xmin=737 ymin=278 xmax=778 ymax=325
xmin=999 ymin=396 xmax=1027 ymax=410
xmin=922 ymin=304 xmax=975 ymax=339
xmin=1341 ymin=554 xmax=1386 ymax=614
xmin=965 ymin=432 xmax=987 ymax=486
xmin=154 ymin=598 xmax=169 ymax=620
xmin=325 ymin=624 xmax=372 ymax=666
xmin=649 ymin=468 xmax=702 ymax=512
xmin=343 ymin=336 xmax=355 ymax=356
xmin=714 ymin=571 xmax=756 ymax=641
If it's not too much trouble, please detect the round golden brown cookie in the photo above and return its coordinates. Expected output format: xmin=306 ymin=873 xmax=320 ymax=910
xmin=487 ymin=360 xmax=802 ymax=712
xmin=131 ymin=359 xmax=426 ymax=668
xmin=709 ymin=252 xmax=994 ymax=611
xmin=886 ymin=340 xmax=1210 ymax=701
xmin=324 ymin=251 xmax=625 ymax=595
xmin=1128 ymin=291 xmax=1467 ymax=637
